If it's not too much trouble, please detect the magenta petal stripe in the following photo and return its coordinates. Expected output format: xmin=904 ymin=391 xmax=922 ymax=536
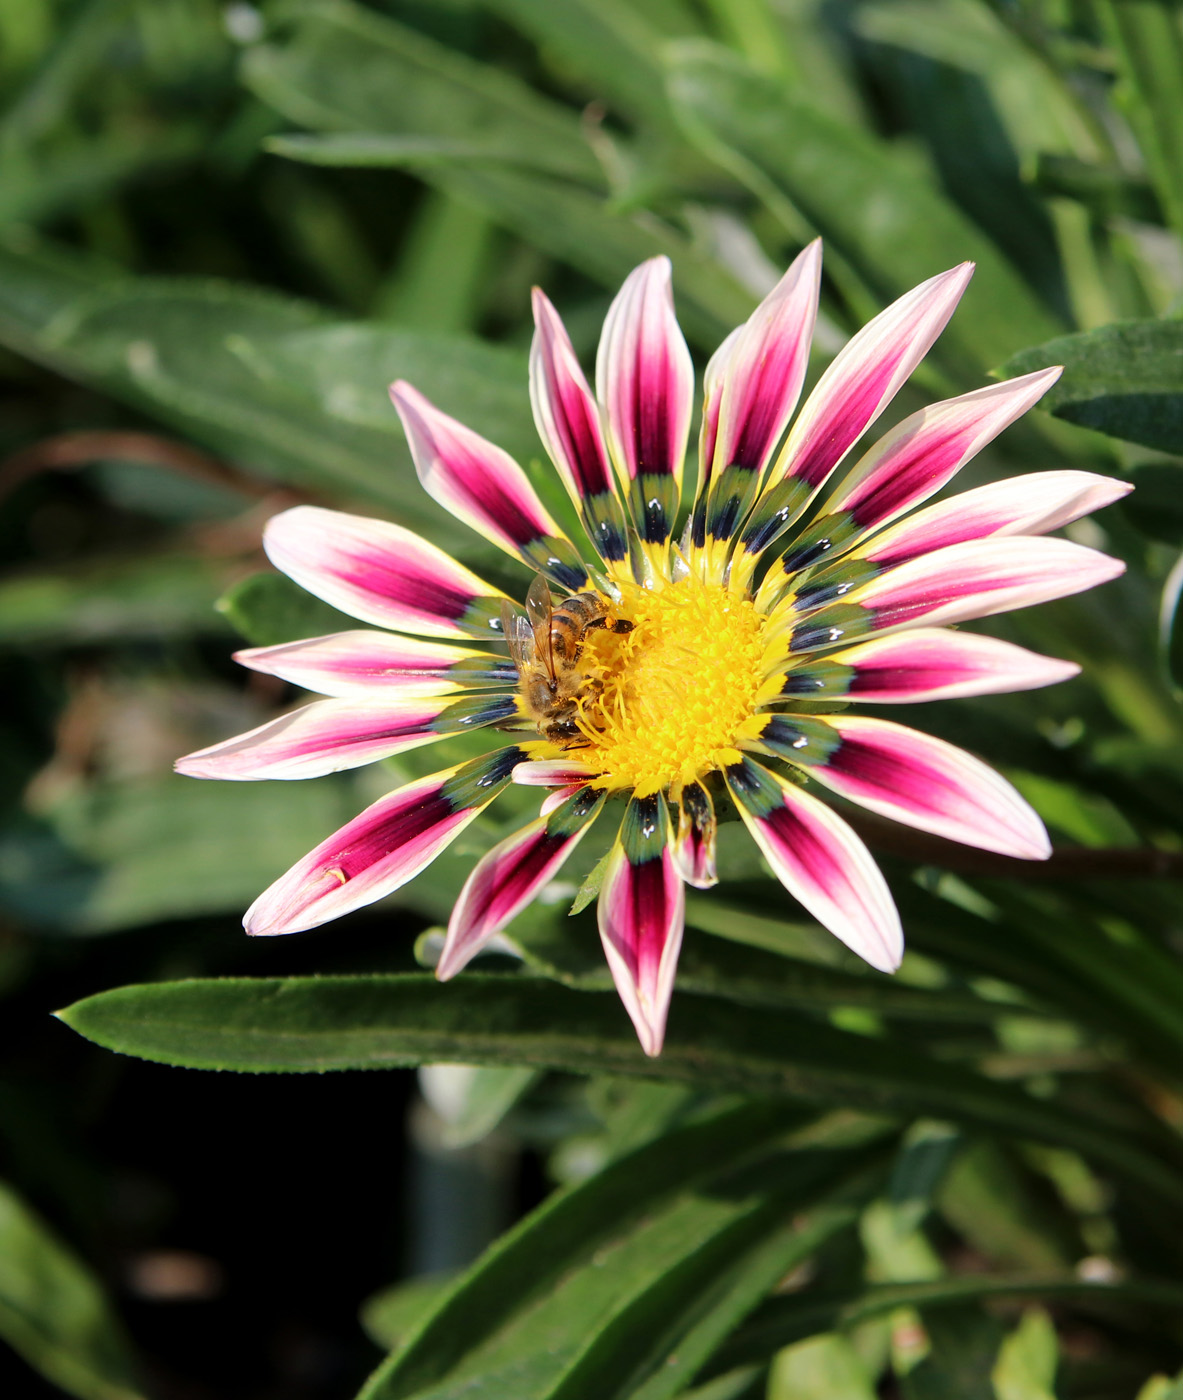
xmin=234 ymin=632 xmax=516 ymax=698
xmin=783 ymin=537 xmax=1126 ymax=653
xmin=175 ymin=694 xmax=519 ymax=782
xmin=737 ymin=264 xmax=974 ymax=561
xmin=724 ymin=755 xmax=902 ymax=973
xmin=175 ymin=697 xmax=456 ymax=781
xmin=828 ymin=370 xmax=1062 ymax=529
xmin=761 ymin=629 xmax=1079 ymax=705
xmin=596 ymin=257 xmax=693 ymax=551
xmin=597 ymin=792 xmax=685 ymax=1057
xmin=264 ymin=506 xmax=507 ymax=640
xmin=244 ymin=746 xmax=526 ymax=936
xmin=391 ymin=381 xmax=589 ymax=591
xmin=772 ymin=263 xmax=974 ymax=491
xmin=530 ymin=288 xmax=629 ymax=565
xmin=700 ymin=242 xmax=822 ymax=550
xmin=748 ymin=714 xmax=1050 ymax=859
xmin=776 ymin=370 xmax=1062 ymax=577
xmin=438 ymin=785 xmax=606 ymax=980
xmin=857 ymin=470 xmax=1133 ymax=570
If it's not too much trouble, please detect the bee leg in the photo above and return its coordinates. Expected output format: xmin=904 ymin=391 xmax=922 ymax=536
xmin=611 ymin=619 xmax=635 ymax=635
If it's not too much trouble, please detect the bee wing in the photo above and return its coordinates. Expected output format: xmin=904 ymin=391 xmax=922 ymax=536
xmin=500 ymin=600 xmax=538 ymax=675
xmin=525 ymin=572 xmax=557 ymax=678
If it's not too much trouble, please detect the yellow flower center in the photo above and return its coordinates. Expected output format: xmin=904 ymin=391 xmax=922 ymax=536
xmin=576 ymin=575 xmax=765 ymax=795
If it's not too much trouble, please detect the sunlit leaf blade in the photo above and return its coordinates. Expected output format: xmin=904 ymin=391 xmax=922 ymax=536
xmin=0 ymin=237 xmax=533 ymax=537
xmin=1097 ymin=0 xmax=1183 ymax=241
xmin=355 ymin=1100 xmax=877 ymax=1400
xmin=0 ymin=1179 xmax=145 ymax=1400
xmin=998 ymin=319 xmax=1183 ymax=454
xmin=241 ymin=0 xmax=601 ymax=182
xmin=481 ymin=0 xmax=682 ymax=130
xmin=56 ymin=975 xmax=1183 ymax=1201
xmin=767 ymin=1334 xmax=876 ymax=1400
xmin=664 ymin=42 xmax=1064 ymax=374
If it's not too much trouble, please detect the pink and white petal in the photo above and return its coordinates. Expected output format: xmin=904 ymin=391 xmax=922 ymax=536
xmin=712 ymin=239 xmax=821 ymax=477
xmin=438 ymin=786 xmax=605 ymax=979
xmin=243 ymin=750 xmax=524 ymax=935
xmin=263 ymin=506 xmax=506 ymax=639
xmin=861 ymin=471 xmax=1133 ymax=568
xmin=597 ymin=834 xmax=685 ymax=1058
xmin=802 ymin=716 xmax=1051 ymax=859
xmin=595 ymin=257 xmax=693 ymax=490
xmin=390 ymin=381 xmax=587 ymax=589
xmin=175 ymin=697 xmax=454 ymax=781
xmin=512 ymin=757 xmax=599 ymax=787
xmin=825 ymin=368 xmax=1062 ymax=533
xmin=696 ymin=325 xmax=740 ymax=502
xmin=529 ymin=288 xmax=618 ymax=505
xmin=672 ymin=781 xmax=717 ymax=889
xmin=767 ymin=263 xmax=975 ymax=493
xmin=766 ymin=629 xmax=1079 ymax=704
xmin=233 ymin=631 xmax=511 ymax=698
xmin=847 ymin=536 xmax=1125 ymax=633
xmin=541 ymin=783 xmax=586 ymax=817
xmin=725 ymin=757 xmax=902 ymax=972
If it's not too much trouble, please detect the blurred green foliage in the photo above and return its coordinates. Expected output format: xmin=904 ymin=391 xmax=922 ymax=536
xmin=3 ymin=0 xmax=1183 ymax=1397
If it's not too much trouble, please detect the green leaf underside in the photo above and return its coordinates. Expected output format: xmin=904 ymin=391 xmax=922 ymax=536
xmin=57 ymin=975 xmax=1183 ymax=1203
xmin=998 ymin=319 xmax=1183 ymax=455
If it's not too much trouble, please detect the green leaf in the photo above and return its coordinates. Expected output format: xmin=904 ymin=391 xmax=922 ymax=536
xmin=0 ymin=553 xmax=233 ymax=647
xmin=715 ymin=1272 xmax=1183 ymax=1373
xmin=0 ymin=1178 xmax=144 ymax=1400
xmin=1033 ymin=154 xmax=1163 ymax=226
xmin=767 ymin=1334 xmax=877 ymax=1400
xmin=55 ymin=975 xmax=1183 ymax=1202
xmin=991 ymin=1309 xmax=1058 ymax=1400
xmin=0 ymin=128 xmax=203 ymax=228
xmin=938 ymin=1142 xmax=1075 ymax=1274
xmin=241 ymin=0 xmax=601 ymax=183
xmin=996 ymin=319 xmax=1183 ymax=454
xmin=854 ymin=1 xmax=1098 ymax=163
xmin=665 ymin=42 xmax=1065 ymax=375
xmin=1097 ymin=0 xmax=1183 ymax=241
xmin=1161 ymin=553 xmax=1183 ymax=693
xmin=355 ymin=1099 xmax=877 ymax=1400
xmin=362 ymin=1273 xmax=456 ymax=1351
xmin=0 ymin=237 xmax=532 ymax=536
xmin=264 ymin=131 xmax=586 ymax=176
xmin=420 ymin=1064 xmax=541 ymax=1149
xmin=234 ymin=320 xmax=536 ymax=465
xmin=481 ymin=0 xmax=680 ymax=130
xmin=216 ymin=571 xmax=358 ymax=646
xmin=6 ymin=776 xmax=357 ymax=933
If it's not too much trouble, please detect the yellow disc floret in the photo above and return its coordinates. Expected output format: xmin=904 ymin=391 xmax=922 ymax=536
xmin=576 ymin=575 xmax=765 ymax=795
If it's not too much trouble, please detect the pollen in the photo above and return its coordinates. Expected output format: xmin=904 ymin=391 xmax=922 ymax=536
xmin=577 ymin=575 xmax=766 ymax=794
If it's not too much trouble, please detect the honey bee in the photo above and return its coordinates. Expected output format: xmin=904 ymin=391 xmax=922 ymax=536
xmin=502 ymin=573 xmax=633 ymax=746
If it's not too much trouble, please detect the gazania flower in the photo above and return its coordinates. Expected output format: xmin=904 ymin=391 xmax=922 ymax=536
xmin=178 ymin=245 xmax=1129 ymax=1055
